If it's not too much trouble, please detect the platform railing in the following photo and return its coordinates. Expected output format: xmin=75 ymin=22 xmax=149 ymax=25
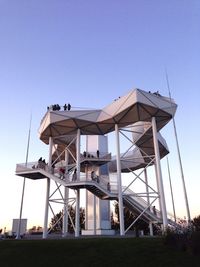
xmin=122 ymin=186 xmax=161 ymax=219
xmin=16 ymin=162 xmax=181 ymax=227
xmin=16 ymin=161 xmax=117 ymax=193
xmin=80 ymin=151 xmax=111 ymax=160
xmin=16 ymin=162 xmax=43 ymax=172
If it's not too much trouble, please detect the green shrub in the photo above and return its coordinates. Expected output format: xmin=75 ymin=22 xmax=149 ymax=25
xmin=164 ymin=225 xmax=200 ymax=256
xmin=164 ymin=229 xmax=188 ymax=252
xmin=190 ymin=231 xmax=200 ymax=255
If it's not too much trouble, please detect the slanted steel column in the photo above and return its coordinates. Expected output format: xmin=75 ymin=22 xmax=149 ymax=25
xmin=152 ymin=117 xmax=168 ymax=230
xmin=16 ymin=115 xmax=32 ymax=239
xmin=75 ymin=128 xmax=81 ymax=237
xmin=167 ymin=157 xmax=177 ymax=223
xmin=43 ymin=136 xmax=53 ymax=239
xmin=62 ymin=149 xmax=69 ymax=237
xmin=115 ymin=124 xmax=125 ymax=236
xmin=166 ymin=71 xmax=191 ymax=224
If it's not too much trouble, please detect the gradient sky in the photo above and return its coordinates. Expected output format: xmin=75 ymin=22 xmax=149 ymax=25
xmin=0 ymin=0 xmax=199 ymax=230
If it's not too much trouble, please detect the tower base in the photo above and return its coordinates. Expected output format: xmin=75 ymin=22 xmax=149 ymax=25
xmin=82 ymin=229 xmax=115 ymax=236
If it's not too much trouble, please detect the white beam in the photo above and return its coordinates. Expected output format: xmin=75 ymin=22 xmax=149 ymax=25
xmin=152 ymin=117 xmax=168 ymax=230
xmin=115 ymin=124 xmax=125 ymax=236
xmin=43 ymin=136 xmax=53 ymax=238
xmin=62 ymin=149 xmax=69 ymax=237
xmin=75 ymin=128 xmax=81 ymax=237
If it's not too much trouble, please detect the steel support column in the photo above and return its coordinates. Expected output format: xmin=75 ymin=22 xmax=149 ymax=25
xmin=43 ymin=136 xmax=53 ymax=238
xmin=115 ymin=124 xmax=125 ymax=236
xmin=62 ymin=149 xmax=69 ymax=237
xmin=75 ymin=128 xmax=81 ymax=237
xmin=144 ymin=168 xmax=153 ymax=236
xmin=154 ymin=164 xmax=162 ymax=219
xmin=144 ymin=168 xmax=150 ymax=208
xmin=152 ymin=117 xmax=168 ymax=230
xmin=93 ymin=195 xmax=97 ymax=235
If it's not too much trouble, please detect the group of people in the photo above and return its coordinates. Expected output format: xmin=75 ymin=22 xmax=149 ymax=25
xmin=47 ymin=103 xmax=71 ymax=111
xmin=91 ymin=171 xmax=111 ymax=192
xmin=91 ymin=171 xmax=99 ymax=183
xmin=34 ymin=157 xmax=112 ymax=192
xmin=59 ymin=167 xmax=65 ymax=179
xmin=83 ymin=150 xmax=100 ymax=158
xmin=32 ymin=157 xmax=47 ymax=170
xmin=148 ymin=90 xmax=161 ymax=97
xmin=63 ymin=103 xmax=71 ymax=111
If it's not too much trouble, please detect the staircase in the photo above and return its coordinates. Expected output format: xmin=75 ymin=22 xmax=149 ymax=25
xmin=16 ymin=163 xmax=165 ymax=226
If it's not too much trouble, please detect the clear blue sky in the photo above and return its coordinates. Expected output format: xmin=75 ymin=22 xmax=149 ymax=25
xmin=0 ymin=0 xmax=199 ymax=230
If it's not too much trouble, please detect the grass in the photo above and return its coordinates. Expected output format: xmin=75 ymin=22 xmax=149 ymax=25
xmin=0 ymin=237 xmax=199 ymax=267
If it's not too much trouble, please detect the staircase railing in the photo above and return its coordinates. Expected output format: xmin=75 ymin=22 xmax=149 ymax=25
xmin=16 ymin=161 xmax=181 ymax=228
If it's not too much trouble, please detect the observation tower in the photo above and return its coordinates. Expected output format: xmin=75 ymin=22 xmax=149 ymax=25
xmin=16 ymin=88 xmax=180 ymax=238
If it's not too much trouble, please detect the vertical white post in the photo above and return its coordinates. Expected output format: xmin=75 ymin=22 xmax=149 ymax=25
xmin=16 ymin=115 xmax=32 ymax=239
xmin=167 ymin=157 xmax=177 ymax=223
xmin=93 ymin=195 xmax=97 ymax=235
xmin=154 ymin=164 xmax=162 ymax=217
xmin=149 ymin=222 xmax=153 ymax=236
xmin=75 ymin=189 xmax=80 ymax=237
xmin=43 ymin=136 xmax=53 ymax=239
xmin=144 ymin=168 xmax=150 ymax=207
xmin=152 ymin=117 xmax=168 ymax=230
xmin=63 ymin=149 xmax=69 ymax=237
xmin=166 ymin=71 xmax=191 ymax=223
xmin=115 ymin=124 xmax=125 ymax=236
xmin=76 ymin=129 xmax=81 ymax=181
xmin=75 ymin=129 xmax=81 ymax=237
xmin=144 ymin=168 xmax=153 ymax=236
xmin=173 ymin=118 xmax=191 ymax=223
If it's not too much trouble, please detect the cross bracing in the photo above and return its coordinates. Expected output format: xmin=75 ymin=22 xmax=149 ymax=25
xmin=16 ymin=88 xmax=184 ymax=238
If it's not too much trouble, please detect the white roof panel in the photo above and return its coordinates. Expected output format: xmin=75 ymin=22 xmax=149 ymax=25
xmin=39 ymin=88 xmax=177 ymax=144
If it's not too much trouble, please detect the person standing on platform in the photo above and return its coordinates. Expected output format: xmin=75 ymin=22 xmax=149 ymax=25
xmin=64 ymin=103 xmax=67 ymax=111
xmin=72 ymin=169 xmax=77 ymax=181
xmin=67 ymin=103 xmax=71 ymax=110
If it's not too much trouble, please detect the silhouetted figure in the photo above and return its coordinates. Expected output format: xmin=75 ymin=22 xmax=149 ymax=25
xmin=107 ymin=182 xmax=111 ymax=191
xmin=91 ymin=171 xmax=99 ymax=183
xmin=51 ymin=161 xmax=56 ymax=174
xmin=153 ymin=91 xmax=161 ymax=96
xmin=64 ymin=103 xmax=67 ymax=111
xmin=91 ymin=171 xmax=95 ymax=181
xmin=83 ymin=151 xmax=86 ymax=157
xmin=153 ymin=206 xmax=156 ymax=215
xmin=52 ymin=104 xmax=61 ymax=111
xmin=96 ymin=150 xmax=100 ymax=158
xmin=56 ymin=104 xmax=61 ymax=110
xmin=59 ymin=167 xmax=65 ymax=179
xmin=67 ymin=103 xmax=71 ymax=110
xmin=38 ymin=157 xmax=45 ymax=169
xmin=72 ymin=169 xmax=77 ymax=181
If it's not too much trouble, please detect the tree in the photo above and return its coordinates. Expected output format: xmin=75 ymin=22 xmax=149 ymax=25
xmin=111 ymin=201 xmax=149 ymax=234
xmin=49 ymin=205 xmax=85 ymax=233
xmin=192 ymin=215 xmax=200 ymax=231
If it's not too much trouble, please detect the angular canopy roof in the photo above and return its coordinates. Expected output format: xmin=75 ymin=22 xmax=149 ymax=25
xmin=39 ymin=88 xmax=177 ymax=144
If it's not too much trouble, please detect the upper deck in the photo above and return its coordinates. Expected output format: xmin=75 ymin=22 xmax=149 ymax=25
xmin=38 ymin=88 xmax=177 ymax=144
